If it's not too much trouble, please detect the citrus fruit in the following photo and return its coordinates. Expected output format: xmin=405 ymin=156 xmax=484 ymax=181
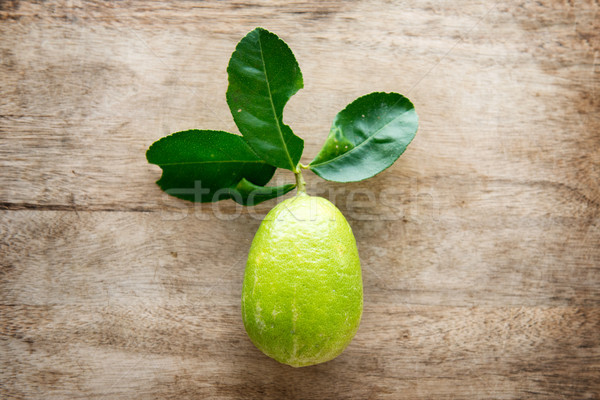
xmin=241 ymin=193 xmax=363 ymax=367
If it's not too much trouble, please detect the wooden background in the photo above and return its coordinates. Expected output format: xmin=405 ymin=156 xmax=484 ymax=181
xmin=1 ymin=1 xmax=599 ymax=398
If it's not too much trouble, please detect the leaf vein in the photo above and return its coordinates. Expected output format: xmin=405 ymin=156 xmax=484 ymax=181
xmin=311 ymin=110 xmax=411 ymax=168
xmin=153 ymin=160 xmax=267 ymax=167
xmin=257 ymin=32 xmax=296 ymax=171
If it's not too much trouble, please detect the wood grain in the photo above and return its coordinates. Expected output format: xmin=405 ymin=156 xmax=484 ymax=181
xmin=1 ymin=0 xmax=599 ymax=398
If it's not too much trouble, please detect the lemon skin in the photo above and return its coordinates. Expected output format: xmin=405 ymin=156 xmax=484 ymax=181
xmin=242 ymin=194 xmax=363 ymax=367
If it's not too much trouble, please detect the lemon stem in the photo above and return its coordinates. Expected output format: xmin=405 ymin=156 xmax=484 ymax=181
xmin=294 ymin=165 xmax=307 ymax=194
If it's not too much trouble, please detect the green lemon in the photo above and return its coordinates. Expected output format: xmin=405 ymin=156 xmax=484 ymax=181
xmin=242 ymin=193 xmax=363 ymax=367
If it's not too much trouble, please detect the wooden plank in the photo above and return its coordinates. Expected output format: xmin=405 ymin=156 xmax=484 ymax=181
xmin=1 ymin=210 xmax=598 ymax=307
xmin=1 ymin=210 xmax=599 ymax=398
xmin=0 ymin=0 xmax=598 ymax=212
xmin=1 ymin=0 xmax=599 ymax=399
xmin=2 ymin=301 xmax=599 ymax=399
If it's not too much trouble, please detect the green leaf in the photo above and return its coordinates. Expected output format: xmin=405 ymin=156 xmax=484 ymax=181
xmin=226 ymin=27 xmax=304 ymax=171
xmin=230 ymin=178 xmax=296 ymax=206
xmin=146 ymin=130 xmax=290 ymax=203
xmin=309 ymin=92 xmax=418 ymax=183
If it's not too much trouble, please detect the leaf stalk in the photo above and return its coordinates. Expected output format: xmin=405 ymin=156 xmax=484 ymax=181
xmin=294 ymin=166 xmax=307 ymax=194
